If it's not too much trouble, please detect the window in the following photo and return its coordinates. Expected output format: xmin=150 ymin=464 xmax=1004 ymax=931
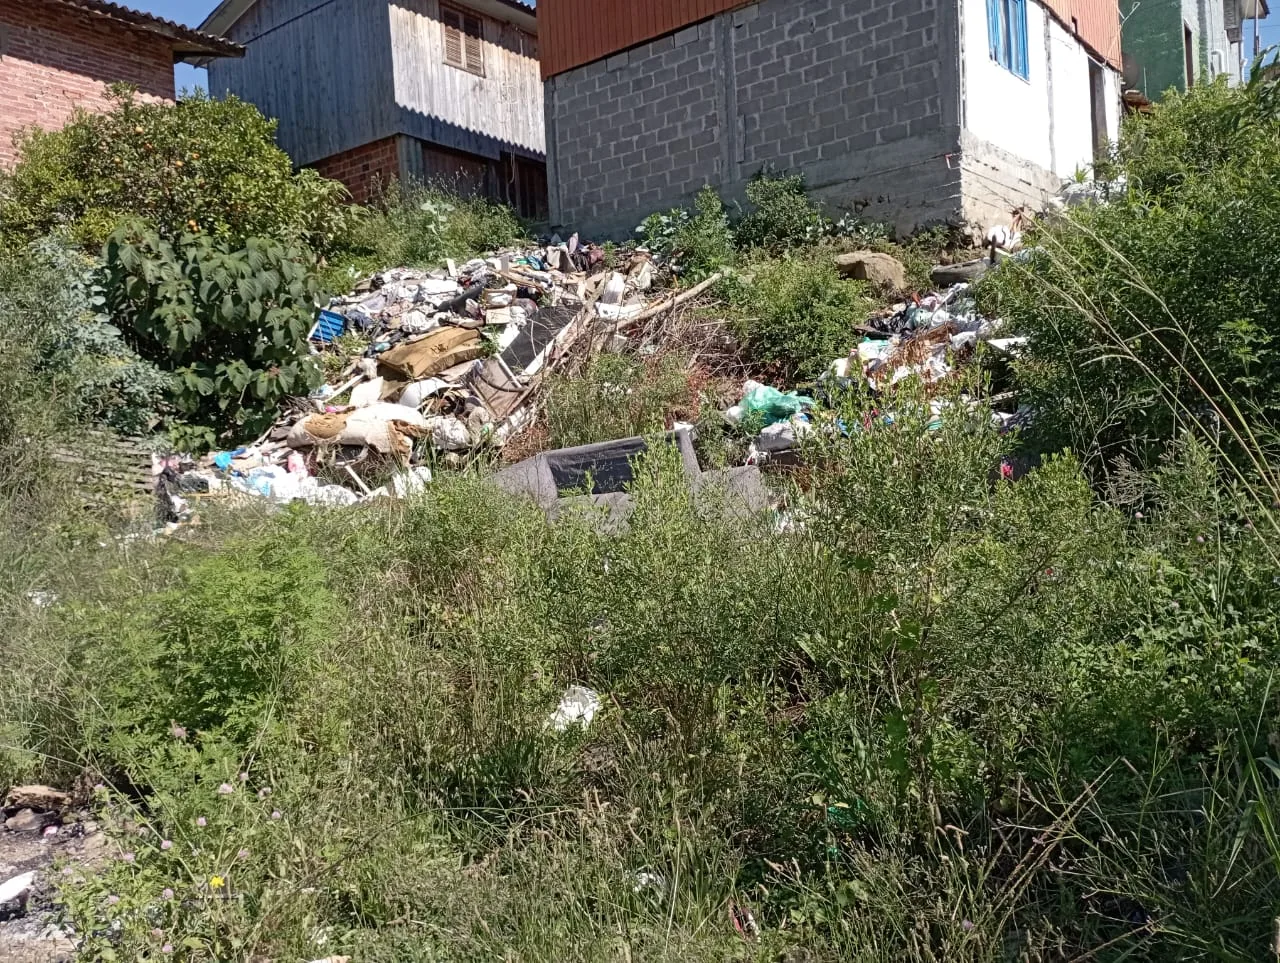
xmin=987 ymin=0 xmax=1029 ymax=79
xmin=441 ymin=4 xmax=484 ymax=76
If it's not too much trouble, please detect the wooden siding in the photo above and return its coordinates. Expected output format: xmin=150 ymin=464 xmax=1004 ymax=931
xmin=540 ymin=0 xmax=745 ymax=78
xmin=207 ymin=0 xmax=399 ymax=167
xmin=539 ymin=0 xmax=1119 ymax=77
xmin=391 ymin=0 xmax=545 ymax=158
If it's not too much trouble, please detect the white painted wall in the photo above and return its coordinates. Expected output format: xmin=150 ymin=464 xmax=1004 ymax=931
xmin=1049 ymin=17 xmax=1094 ymax=178
xmin=961 ymin=0 xmax=1121 ymax=180
xmin=963 ymin=0 xmax=1053 ymax=170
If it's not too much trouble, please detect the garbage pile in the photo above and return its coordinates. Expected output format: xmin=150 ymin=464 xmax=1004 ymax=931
xmin=725 ymin=280 xmax=1028 ymax=463
xmin=154 ymin=238 xmax=692 ymax=521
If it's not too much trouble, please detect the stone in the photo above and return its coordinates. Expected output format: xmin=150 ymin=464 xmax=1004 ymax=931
xmin=3 ymin=787 xmax=68 ymax=813
xmin=835 ymin=251 xmax=906 ymax=291
xmin=2 ymin=810 xmax=46 ymax=833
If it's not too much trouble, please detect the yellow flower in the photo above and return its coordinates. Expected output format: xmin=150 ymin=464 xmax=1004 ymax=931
xmin=209 ymin=875 xmax=225 ymax=889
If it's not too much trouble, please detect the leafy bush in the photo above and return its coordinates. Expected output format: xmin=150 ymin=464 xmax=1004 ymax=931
xmin=327 ymin=179 xmax=526 ymax=286
xmin=735 ymin=171 xmax=830 ymax=251
xmin=727 ymin=255 xmax=867 ymax=381
xmin=636 ymin=186 xmax=736 ymax=279
xmin=0 ymin=238 xmax=169 ymax=435
xmin=0 ymin=87 xmax=350 ymax=254
xmin=981 ymin=75 xmax=1280 ymax=471
xmin=102 ymin=221 xmax=324 ymax=446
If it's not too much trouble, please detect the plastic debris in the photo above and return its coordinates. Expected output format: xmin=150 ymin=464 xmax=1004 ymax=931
xmin=0 ymin=871 xmax=36 ymax=908
xmin=548 ymin=685 xmax=601 ymax=731
xmin=738 ymin=382 xmax=815 ymax=425
xmin=632 ymin=870 xmax=666 ymax=893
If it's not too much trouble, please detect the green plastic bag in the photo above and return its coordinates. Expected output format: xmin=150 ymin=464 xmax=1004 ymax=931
xmin=741 ymin=384 xmax=814 ymax=425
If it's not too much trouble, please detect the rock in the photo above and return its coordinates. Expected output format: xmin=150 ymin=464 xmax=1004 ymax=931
xmin=930 ymin=258 xmax=990 ymax=288
xmin=3 ymin=787 xmax=68 ymax=813
xmin=2 ymin=810 xmax=46 ymax=834
xmin=835 ymin=251 xmax=907 ymax=291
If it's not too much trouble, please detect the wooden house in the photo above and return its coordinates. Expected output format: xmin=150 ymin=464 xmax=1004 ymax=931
xmin=199 ymin=0 xmax=546 ymax=218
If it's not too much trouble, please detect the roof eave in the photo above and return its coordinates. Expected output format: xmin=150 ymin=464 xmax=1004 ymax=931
xmin=44 ymin=0 xmax=244 ymax=58
xmin=198 ymin=0 xmax=252 ymax=39
xmin=200 ymin=0 xmax=536 ymax=40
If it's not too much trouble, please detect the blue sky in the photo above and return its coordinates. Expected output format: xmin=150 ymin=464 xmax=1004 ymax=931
xmin=137 ymin=0 xmax=1271 ymax=95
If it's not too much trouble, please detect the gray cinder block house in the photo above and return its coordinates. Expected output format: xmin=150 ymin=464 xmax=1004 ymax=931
xmin=539 ymin=0 xmax=1126 ymax=237
xmin=199 ymin=0 xmax=547 ymax=217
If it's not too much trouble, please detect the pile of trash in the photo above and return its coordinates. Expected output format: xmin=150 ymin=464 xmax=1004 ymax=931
xmin=154 ymin=237 xmax=694 ymax=522
xmin=724 ymin=280 xmax=1028 ymax=463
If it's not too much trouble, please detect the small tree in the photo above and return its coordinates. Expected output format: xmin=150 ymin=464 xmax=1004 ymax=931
xmin=0 ymin=86 xmax=350 ymax=254
xmin=102 ymin=221 xmax=324 ymax=448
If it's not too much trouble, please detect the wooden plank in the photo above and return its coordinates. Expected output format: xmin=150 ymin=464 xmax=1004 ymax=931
xmin=390 ymin=0 xmax=545 ymax=159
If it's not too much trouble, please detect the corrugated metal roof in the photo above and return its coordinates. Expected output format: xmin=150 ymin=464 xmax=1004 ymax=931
xmin=42 ymin=0 xmax=244 ymax=58
xmin=540 ymin=0 xmax=1121 ymax=78
xmin=540 ymin=0 xmax=742 ymax=79
xmin=1041 ymin=0 xmax=1122 ymax=68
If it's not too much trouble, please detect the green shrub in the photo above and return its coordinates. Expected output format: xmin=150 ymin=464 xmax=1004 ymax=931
xmin=735 ymin=171 xmax=830 ymax=251
xmin=0 ymin=86 xmax=350 ymax=254
xmin=636 ymin=186 xmax=736 ymax=280
xmin=327 ymin=179 xmax=526 ymax=285
xmin=981 ymin=76 xmax=1280 ymax=471
xmin=728 ymin=255 xmax=868 ymax=381
xmin=72 ymin=521 xmax=335 ymax=762
xmin=102 ymin=221 xmax=324 ymax=447
xmin=0 ymin=238 xmax=170 ymax=436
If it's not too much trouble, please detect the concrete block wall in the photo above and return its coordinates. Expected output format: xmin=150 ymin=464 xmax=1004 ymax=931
xmin=545 ymin=0 xmax=965 ymax=239
xmin=0 ymin=0 xmax=175 ymax=169
xmin=545 ymin=22 xmax=723 ymax=234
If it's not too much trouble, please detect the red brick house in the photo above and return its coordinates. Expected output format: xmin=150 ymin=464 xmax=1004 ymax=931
xmin=0 ymin=0 xmax=242 ymax=168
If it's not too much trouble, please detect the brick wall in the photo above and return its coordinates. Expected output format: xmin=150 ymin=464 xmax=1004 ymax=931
xmin=311 ymin=136 xmax=403 ymax=203
xmin=0 ymin=0 xmax=176 ymax=169
xmin=545 ymin=0 xmax=964 ymax=239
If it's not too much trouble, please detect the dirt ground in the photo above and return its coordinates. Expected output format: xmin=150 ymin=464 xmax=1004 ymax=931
xmin=0 ymin=807 xmax=108 ymax=963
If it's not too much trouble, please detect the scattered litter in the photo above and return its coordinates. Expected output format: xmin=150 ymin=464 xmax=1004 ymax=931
xmin=548 ymin=686 xmax=601 ymax=731
xmin=730 ymin=382 xmax=814 ymax=426
xmin=0 ymin=871 xmax=36 ymax=908
xmin=730 ymin=901 xmax=760 ymax=942
xmin=725 ymin=276 xmax=1018 ymax=459
xmin=632 ymin=870 xmax=666 ymax=893
xmin=1053 ymin=175 xmax=1127 ymax=209
xmin=24 ymin=591 xmax=57 ymax=608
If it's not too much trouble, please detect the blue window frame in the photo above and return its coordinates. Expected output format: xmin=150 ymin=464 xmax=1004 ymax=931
xmin=987 ymin=0 xmax=1029 ymax=79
